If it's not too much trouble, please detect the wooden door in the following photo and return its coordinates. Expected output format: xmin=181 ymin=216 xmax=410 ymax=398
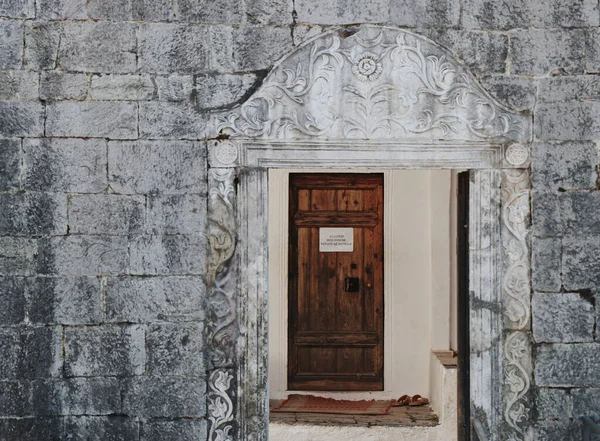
xmin=288 ymin=173 xmax=384 ymax=391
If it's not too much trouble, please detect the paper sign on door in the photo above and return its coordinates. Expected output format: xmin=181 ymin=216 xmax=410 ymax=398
xmin=319 ymin=228 xmax=354 ymax=252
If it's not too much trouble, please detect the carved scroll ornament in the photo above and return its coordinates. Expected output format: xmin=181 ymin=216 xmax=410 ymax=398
xmin=215 ymin=26 xmax=531 ymax=142
xmin=502 ymin=169 xmax=532 ymax=441
xmin=206 ymin=168 xmax=237 ymax=368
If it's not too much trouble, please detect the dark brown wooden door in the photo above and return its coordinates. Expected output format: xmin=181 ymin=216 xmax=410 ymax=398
xmin=288 ymin=173 xmax=384 ymax=391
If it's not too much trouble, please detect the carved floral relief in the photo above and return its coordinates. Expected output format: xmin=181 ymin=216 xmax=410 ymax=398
xmin=215 ymin=27 xmax=530 ymax=142
xmin=502 ymin=169 xmax=532 ymax=441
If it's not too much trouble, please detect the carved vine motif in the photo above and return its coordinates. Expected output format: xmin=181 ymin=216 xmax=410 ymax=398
xmin=206 ymin=168 xmax=237 ymax=368
xmin=504 ymin=332 xmax=531 ymax=441
xmin=208 ymin=369 xmax=235 ymax=441
xmin=216 ymin=27 xmax=529 ymax=141
xmin=502 ymin=169 xmax=531 ymax=441
xmin=502 ymin=169 xmax=530 ymax=330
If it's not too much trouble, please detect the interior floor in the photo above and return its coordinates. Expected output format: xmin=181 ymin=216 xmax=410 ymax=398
xmin=269 ymin=400 xmax=439 ymax=427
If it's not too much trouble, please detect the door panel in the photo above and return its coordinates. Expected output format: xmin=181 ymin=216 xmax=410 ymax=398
xmin=288 ymin=173 xmax=384 ymax=391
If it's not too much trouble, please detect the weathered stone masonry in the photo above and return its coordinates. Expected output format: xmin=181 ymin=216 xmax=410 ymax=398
xmin=1 ymin=0 xmax=600 ymax=440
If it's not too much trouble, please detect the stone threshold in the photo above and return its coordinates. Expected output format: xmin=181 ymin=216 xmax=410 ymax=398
xmin=269 ymin=400 xmax=439 ymax=427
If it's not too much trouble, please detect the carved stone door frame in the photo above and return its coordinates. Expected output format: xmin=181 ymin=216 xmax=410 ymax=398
xmin=204 ymin=26 xmax=533 ymax=441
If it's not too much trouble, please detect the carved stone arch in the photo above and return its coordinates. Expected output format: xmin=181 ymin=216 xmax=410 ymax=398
xmin=205 ymin=25 xmax=533 ymax=441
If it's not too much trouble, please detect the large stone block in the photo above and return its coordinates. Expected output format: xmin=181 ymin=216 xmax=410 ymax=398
xmin=0 ymin=70 xmax=39 ymax=100
xmin=389 ymin=0 xmax=460 ymax=27
xmin=0 ymin=20 xmax=23 ymax=69
xmin=560 ymin=192 xmax=600 ymax=235
xmin=140 ymin=419 xmax=207 ymax=441
xmin=0 ymin=381 xmax=31 ymax=416
xmin=138 ymin=24 xmax=211 ymax=74
xmin=533 ymin=420 xmax=581 ymax=441
xmin=420 ymin=29 xmax=508 ymax=75
xmin=0 ymin=277 xmax=26 ymax=325
xmin=155 ymin=75 xmax=194 ymax=102
xmin=0 ymin=139 xmax=20 ymax=191
xmin=90 ymin=74 xmax=155 ymax=101
xmin=480 ymin=75 xmax=536 ymax=111
xmin=23 ymin=138 xmax=107 ymax=193
xmin=532 ymin=293 xmax=594 ymax=343
xmin=535 ymin=101 xmax=600 ymax=141
xmin=532 ymin=237 xmax=561 ymax=291
xmin=69 ymin=194 xmax=145 ymax=235
xmin=0 ymin=101 xmax=44 ymax=137
xmin=64 ymin=416 xmax=140 ymax=441
xmin=462 ymin=0 xmax=598 ymax=29
xmin=244 ymin=0 xmax=292 ymax=25
xmin=0 ymin=193 xmax=67 ymax=236
xmin=139 ymin=102 xmax=207 ymax=139
xmin=108 ymin=141 xmax=206 ymax=194
xmin=0 ymin=418 xmax=62 ymax=441
xmin=89 ymin=0 xmax=170 ymax=20
xmin=510 ymin=30 xmax=585 ymax=75
xmin=18 ymin=326 xmax=62 ymax=379
xmin=40 ymin=72 xmax=88 ymax=101
xmin=30 ymin=379 xmax=62 ymax=416
xmin=586 ymin=29 xmax=600 ymax=73
xmin=0 ymin=238 xmax=37 ymax=276
xmin=297 ymin=0 xmax=460 ymax=26
xmin=37 ymin=236 xmax=128 ymax=276
xmin=129 ymin=235 xmax=206 ymax=275
xmin=32 ymin=377 xmax=121 ymax=416
xmin=562 ymin=237 xmax=600 ymax=290
xmin=572 ymin=388 xmax=600 ymax=420
xmin=122 ymin=376 xmax=206 ymax=418
xmin=535 ymin=388 xmax=571 ymax=420
xmin=24 ymin=22 xmax=62 ymax=70
xmin=62 ymin=378 xmax=121 ymax=415
xmin=0 ymin=329 xmax=19 ymax=378
xmin=36 ymin=0 xmax=87 ymax=19
xmin=64 ymin=325 xmax=145 ymax=377
xmin=286 ymin=0 xmax=384 ymax=24
xmin=538 ymin=75 xmax=600 ymax=103
xmin=224 ymin=26 xmax=293 ymax=72
xmin=535 ymin=342 xmax=600 ymax=387
xmin=104 ymin=276 xmax=205 ymax=322
xmin=146 ymin=195 xmax=206 ymax=235
xmin=146 ymin=323 xmax=204 ymax=376
xmin=0 ymin=0 xmax=34 ymax=18
xmin=531 ymin=142 xmax=598 ymax=192
xmin=196 ymin=73 xmax=259 ymax=109
xmin=27 ymin=277 xmax=101 ymax=325
xmin=46 ymin=101 xmax=138 ymax=139
xmin=173 ymin=0 xmax=243 ymax=23
xmin=59 ymin=22 xmax=137 ymax=73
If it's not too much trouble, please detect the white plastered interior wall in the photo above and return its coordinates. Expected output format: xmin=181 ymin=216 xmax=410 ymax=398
xmin=268 ymin=168 xmax=457 ymax=404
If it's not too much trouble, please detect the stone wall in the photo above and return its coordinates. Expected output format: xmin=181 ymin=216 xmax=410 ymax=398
xmin=1 ymin=0 xmax=599 ymax=440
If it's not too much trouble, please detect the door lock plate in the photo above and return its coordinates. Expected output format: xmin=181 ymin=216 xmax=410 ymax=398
xmin=344 ymin=277 xmax=360 ymax=292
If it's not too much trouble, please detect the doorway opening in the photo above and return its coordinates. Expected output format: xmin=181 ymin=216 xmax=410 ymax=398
xmin=267 ymin=168 xmax=470 ymax=438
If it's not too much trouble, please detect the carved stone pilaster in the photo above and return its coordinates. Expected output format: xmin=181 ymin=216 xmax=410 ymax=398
xmin=502 ymin=169 xmax=530 ymax=331
xmin=501 ymin=169 xmax=533 ymax=441
xmin=206 ymin=168 xmax=238 ymax=441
